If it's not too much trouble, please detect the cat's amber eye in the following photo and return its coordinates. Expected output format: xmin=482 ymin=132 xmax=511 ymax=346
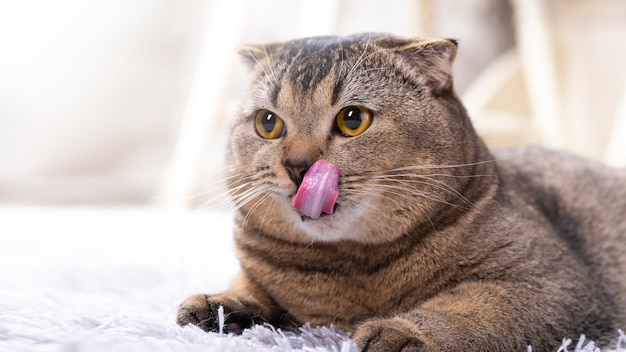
xmin=254 ymin=109 xmax=285 ymax=139
xmin=335 ymin=106 xmax=373 ymax=137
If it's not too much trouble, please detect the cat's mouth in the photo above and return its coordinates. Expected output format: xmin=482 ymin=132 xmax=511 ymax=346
xmin=296 ymin=203 xmax=340 ymax=222
xmin=291 ymin=159 xmax=340 ymax=219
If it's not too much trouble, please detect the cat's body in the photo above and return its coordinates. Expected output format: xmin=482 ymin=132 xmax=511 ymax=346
xmin=177 ymin=33 xmax=626 ymax=351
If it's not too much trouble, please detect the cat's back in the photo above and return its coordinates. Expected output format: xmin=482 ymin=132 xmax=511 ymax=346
xmin=494 ymin=146 xmax=626 ymax=314
xmin=495 ymin=144 xmax=624 ymax=191
xmin=494 ymin=146 xmax=626 ymax=223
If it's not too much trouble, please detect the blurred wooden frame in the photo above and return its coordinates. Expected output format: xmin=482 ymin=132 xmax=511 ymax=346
xmin=468 ymin=0 xmax=626 ymax=167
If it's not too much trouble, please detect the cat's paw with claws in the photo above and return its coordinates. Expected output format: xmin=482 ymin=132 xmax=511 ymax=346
xmin=352 ymin=317 xmax=428 ymax=352
xmin=177 ymin=294 xmax=263 ymax=334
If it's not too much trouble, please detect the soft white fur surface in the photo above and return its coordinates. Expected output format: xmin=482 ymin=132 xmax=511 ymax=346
xmin=0 ymin=206 xmax=354 ymax=352
xmin=0 ymin=206 xmax=624 ymax=352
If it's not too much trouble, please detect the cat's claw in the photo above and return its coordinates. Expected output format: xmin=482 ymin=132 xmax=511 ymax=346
xmin=177 ymin=294 xmax=258 ymax=334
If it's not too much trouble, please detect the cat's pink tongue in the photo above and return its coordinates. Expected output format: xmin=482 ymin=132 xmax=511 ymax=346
xmin=292 ymin=159 xmax=340 ymax=219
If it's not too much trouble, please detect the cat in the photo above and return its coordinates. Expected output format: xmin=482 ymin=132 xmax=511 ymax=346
xmin=176 ymin=33 xmax=626 ymax=351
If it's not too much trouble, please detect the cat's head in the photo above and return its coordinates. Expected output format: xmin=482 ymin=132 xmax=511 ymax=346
xmin=226 ymin=33 xmax=488 ymax=244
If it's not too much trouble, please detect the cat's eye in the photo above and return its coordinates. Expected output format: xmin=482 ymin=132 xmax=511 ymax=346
xmin=335 ymin=106 xmax=373 ymax=137
xmin=254 ymin=109 xmax=285 ymax=139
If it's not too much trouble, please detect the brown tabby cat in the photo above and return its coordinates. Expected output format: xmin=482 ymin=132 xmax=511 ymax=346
xmin=177 ymin=33 xmax=626 ymax=351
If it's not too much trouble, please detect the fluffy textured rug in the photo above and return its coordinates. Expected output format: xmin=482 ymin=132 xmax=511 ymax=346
xmin=0 ymin=206 xmax=624 ymax=352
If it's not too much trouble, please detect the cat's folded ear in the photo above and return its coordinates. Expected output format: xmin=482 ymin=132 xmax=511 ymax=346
xmin=237 ymin=43 xmax=282 ymax=70
xmin=394 ymin=38 xmax=458 ymax=94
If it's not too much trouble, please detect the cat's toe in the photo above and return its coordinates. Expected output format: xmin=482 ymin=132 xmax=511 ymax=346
xmin=177 ymin=294 xmax=263 ymax=334
xmin=177 ymin=294 xmax=221 ymax=332
xmin=352 ymin=317 xmax=426 ymax=352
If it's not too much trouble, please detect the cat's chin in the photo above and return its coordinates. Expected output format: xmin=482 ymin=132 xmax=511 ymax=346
xmin=296 ymin=203 xmax=338 ymax=222
xmin=293 ymin=203 xmax=366 ymax=242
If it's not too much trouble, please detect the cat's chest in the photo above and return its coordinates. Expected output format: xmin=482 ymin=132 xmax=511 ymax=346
xmin=238 ymin=239 xmax=449 ymax=330
xmin=245 ymin=258 xmax=401 ymax=328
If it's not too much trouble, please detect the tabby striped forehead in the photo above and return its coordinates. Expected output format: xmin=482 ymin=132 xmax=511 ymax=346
xmin=278 ymin=37 xmax=346 ymax=96
xmin=242 ymin=33 xmax=436 ymax=114
xmin=259 ymin=34 xmax=387 ymax=106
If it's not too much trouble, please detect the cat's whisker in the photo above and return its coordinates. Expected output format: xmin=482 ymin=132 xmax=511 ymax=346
xmin=257 ymin=195 xmax=276 ymax=232
xmin=340 ymin=194 xmax=387 ymax=216
xmin=250 ymin=77 xmax=277 ymax=97
xmin=172 ymin=167 xmax=229 ymax=204
xmin=370 ymin=172 xmax=496 ymax=179
xmin=341 ymin=188 xmax=404 ymax=208
xmin=345 ymin=35 xmax=370 ymax=80
xmin=346 ymin=45 xmax=398 ymax=82
xmin=202 ymin=188 xmax=243 ymax=213
xmin=198 ymin=188 xmax=235 ymax=210
xmin=211 ymin=187 xmax=254 ymax=213
xmin=263 ymin=44 xmax=280 ymax=87
xmin=249 ymin=192 xmax=273 ymax=222
xmin=229 ymin=185 xmax=268 ymax=209
xmin=342 ymin=187 xmax=440 ymax=233
xmin=192 ymin=172 xmax=257 ymax=202
xmin=339 ymin=185 xmax=406 ymax=205
xmin=410 ymin=176 xmax=474 ymax=208
xmin=354 ymin=182 xmax=471 ymax=212
xmin=361 ymin=159 xmax=499 ymax=175
xmin=194 ymin=173 xmax=261 ymax=210
xmin=367 ymin=174 xmax=474 ymax=208
xmin=243 ymin=47 xmax=276 ymax=87
xmin=336 ymin=161 xmax=500 ymax=211
xmin=344 ymin=184 xmax=425 ymax=209
xmin=233 ymin=182 xmax=280 ymax=211
xmin=242 ymin=191 xmax=273 ymax=228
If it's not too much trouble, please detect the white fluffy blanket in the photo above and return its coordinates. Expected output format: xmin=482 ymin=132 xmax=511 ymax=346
xmin=0 ymin=206 xmax=624 ymax=352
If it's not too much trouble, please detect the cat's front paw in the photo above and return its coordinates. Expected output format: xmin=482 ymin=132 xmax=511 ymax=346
xmin=352 ymin=317 xmax=427 ymax=352
xmin=177 ymin=294 xmax=261 ymax=334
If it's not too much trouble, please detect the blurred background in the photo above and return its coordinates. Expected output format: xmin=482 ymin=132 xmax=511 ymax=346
xmin=0 ymin=0 xmax=625 ymax=208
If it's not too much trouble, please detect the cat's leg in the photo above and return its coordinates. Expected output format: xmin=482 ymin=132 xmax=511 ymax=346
xmin=177 ymin=272 xmax=283 ymax=334
xmin=351 ymin=281 xmax=560 ymax=352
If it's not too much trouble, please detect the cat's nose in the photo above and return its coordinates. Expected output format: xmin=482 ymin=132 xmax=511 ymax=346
xmin=283 ymin=156 xmax=311 ymax=187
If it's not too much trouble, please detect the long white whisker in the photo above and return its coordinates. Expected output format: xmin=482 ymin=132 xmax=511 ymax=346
xmin=361 ymin=159 xmax=499 ymax=175
xmin=343 ymin=186 xmax=438 ymax=235
xmin=369 ymin=175 xmax=473 ymax=207
xmin=243 ymin=47 xmax=273 ymax=85
xmin=264 ymin=44 xmax=279 ymax=87
xmin=345 ymin=34 xmax=371 ymax=81
xmin=242 ymin=191 xmax=273 ymax=228
xmin=198 ymin=175 xmax=258 ymax=210
xmin=230 ymin=185 xmax=269 ymax=208
xmin=355 ymin=182 xmax=471 ymax=211
xmin=257 ymin=195 xmax=276 ymax=232
xmin=370 ymin=172 xmax=495 ymax=179
xmin=409 ymin=175 xmax=474 ymax=208
xmin=340 ymin=190 xmax=396 ymax=216
xmin=220 ymin=185 xmax=266 ymax=214
xmin=192 ymin=173 xmax=258 ymax=205
xmin=341 ymin=188 xmax=403 ymax=208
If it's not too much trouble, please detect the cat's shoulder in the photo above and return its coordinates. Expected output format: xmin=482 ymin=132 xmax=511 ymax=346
xmin=493 ymin=145 xmax=625 ymax=201
xmin=494 ymin=145 xmax=622 ymax=176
